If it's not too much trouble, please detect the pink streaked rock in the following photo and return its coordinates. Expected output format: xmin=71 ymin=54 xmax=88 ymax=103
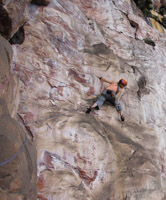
xmin=10 ymin=0 xmax=166 ymax=199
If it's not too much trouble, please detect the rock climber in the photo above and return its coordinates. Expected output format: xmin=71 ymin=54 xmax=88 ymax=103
xmin=86 ymin=78 xmax=127 ymax=121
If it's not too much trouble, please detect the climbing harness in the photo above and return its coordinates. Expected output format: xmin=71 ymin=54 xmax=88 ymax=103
xmin=106 ymin=83 xmax=120 ymax=97
xmin=0 ymin=138 xmax=28 ymax=167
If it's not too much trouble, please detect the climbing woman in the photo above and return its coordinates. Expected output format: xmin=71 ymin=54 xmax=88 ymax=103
xmin=86 ymin=78 xmax=127 ymax=121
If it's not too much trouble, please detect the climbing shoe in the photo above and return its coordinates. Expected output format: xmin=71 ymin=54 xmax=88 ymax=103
xmin=86 ymin=107 xmax=91 ymax=114
xmin=121 ymin=115 xmax=125 ymax=121
xmin=94 ymin=105 xmax=99 ymax=110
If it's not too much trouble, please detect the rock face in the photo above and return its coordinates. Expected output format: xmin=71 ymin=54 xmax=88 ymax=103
xmin=31 ymin=0 xmax=51 ymax=6
xmin=0 ymin=35 xmax=37 ymax=200
xmin=0 ymin=0 xmax=31 ymax=39
xmin=4 ymin=0 xmax=166 ymax=199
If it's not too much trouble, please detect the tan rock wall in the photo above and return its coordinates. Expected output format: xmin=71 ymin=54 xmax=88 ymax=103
xmin=0 ymin=0 xmax=31 ymax=39
xmin=6 ymin=0 xmax=166 ymax=199
xmin=0 ymin=35 xmax=37 ymax=199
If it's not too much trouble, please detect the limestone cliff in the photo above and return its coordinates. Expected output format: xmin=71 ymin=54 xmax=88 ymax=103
xmin=0 ymin=35 xmax=37 ymax=199
xmin=1 ymin=0 xmax=166 ymax=200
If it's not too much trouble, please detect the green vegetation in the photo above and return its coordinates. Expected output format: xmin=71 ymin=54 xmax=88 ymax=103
xmin=162 ymin=16 xmax=166 ymax=27
xmin=133 ymin=0 xmax=153 ymax=16
xmin=133 ymin=0 xmax=166 ymax=29
xmin=143 ymin=38 xmax=155 ymax=47
xmin=159 ymin=5 xmax=166 ymax=15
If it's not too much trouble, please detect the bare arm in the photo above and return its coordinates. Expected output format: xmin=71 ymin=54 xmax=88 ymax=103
xmin=115 ymin=89 xmax=125 ymax=121
xmin=115 ymin=90 xmax=122 ymax=100
xmin=100 ymin=77 xmax=112 ymax=84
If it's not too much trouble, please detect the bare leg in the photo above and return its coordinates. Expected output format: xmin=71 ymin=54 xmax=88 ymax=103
xmin=91 ymin=102 xmax=98 ymax=108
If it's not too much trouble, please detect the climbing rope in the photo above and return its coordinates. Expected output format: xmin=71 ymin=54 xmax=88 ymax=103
xmin=0 ymin=138 xmax=28 ymax=167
